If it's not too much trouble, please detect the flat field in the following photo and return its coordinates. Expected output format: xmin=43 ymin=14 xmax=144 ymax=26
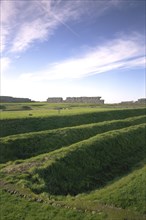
xmin=0 ymin=102 xmax=146 ymax=220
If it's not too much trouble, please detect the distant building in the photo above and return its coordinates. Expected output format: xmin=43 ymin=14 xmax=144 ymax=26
xmin=136 ymin=98 xmax=146 ymax=104
xmin=47 ymin=96 xmax=104 ymax=104
xmin=120 ymin=98 xmax=146 ymax=105
xmin=0 ymin=96 xmax=32 ymax=103
xmin=65 ymin=96 xmax=104 ymax=104
xmin=120 ymin=101 xmax=134 ymax=104
xmin=47 ymin=97 xmax=63 ymax=103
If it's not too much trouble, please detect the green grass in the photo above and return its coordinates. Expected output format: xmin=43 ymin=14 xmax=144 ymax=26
xmin=0 ymin=102 xmax=101 ymax=111
xmin=0 ymin=102 xmax=108 ymax=119
xmin=29 ymin=123 xmax=145 ymax=195
xmin=1 ymin=187 xmax=145 ymax=220
xmin=0 ymin=104 xmax=146 ymax=220
xmin=1 ymin=101 xmax=145 ymax=113
xmin=0 ymin=189 xmax=102 ymax=220
xmin=0 ymin=107 xmax=145 ymax=137
xmin=77 ymin=164 xmax=146 ymax=214
xmin=0 ymin=115 xmax=145 ymax=163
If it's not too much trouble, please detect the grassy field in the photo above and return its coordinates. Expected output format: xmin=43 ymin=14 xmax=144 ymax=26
xmin=0 ymin=102 xmax=146 ymax=220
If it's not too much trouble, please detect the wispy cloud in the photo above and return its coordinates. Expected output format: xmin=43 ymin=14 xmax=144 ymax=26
xmin=19 ymin=34 xmax=145 ymax=81
xmin=1 ymin=0 xmax=144 ymax=79
xmin=0 ymin=57 xmax=11 ymax=73
xmin=1 ymin=0 xmax=18 ymax=53
xmin=11 ymin=19 xmax=50 ymax=53
xmin=1 ymin=0 xmax=123 ymax=54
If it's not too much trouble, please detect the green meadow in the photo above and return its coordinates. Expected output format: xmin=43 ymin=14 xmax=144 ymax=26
xmin=0 ymin=102 xmax=146 ymax=220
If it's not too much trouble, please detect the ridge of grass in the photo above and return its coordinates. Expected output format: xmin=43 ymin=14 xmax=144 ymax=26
xmin=1 ymin=187 xmax=145 ymax=220
xmin=1 ymin=107 xmax=145 ymax=219
xmin=26 ymin=123 xmax=146 ymax=195
xmin=0 ymin=189 xmax=101 ymax=220
xmin=76 ymin=164 xmax=146 ymax=214
xmin=0 ymin=115 xmax=145 ymax=163
xmin=0 ymin=108 xmax=145 ymax=137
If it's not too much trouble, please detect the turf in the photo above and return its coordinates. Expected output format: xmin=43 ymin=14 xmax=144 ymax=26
xmin=0 ymin=105 xmax=146 ymax=220
xmin=0 ymin=115 xmax=145 ymax=163
xmin=1 ymin=107 xmax=145 ymax=137
xmin=29 ymin=123 xmax=146 ymax=195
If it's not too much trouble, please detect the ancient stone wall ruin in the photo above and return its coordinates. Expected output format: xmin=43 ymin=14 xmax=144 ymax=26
xmin=120 ymin=98 xmax=146 ymax=105
xmin=46 ymin=97 xmax=63 ymax=103
xmin=0 ymin=96 xmax=32 ymax=103
xmin=47 ymin=96 xmax=104 ymax=104
xmin=136 ymin=98 xmax=146 ymax=104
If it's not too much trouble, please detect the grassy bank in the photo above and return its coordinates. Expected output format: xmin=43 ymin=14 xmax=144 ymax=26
xmin=0 ymin=115 xmax=145 ymax=163
xmin=0 ymin=105 xmax=145 ymax=220
xmin=76 ymin=164 xmax=146 ymax=214
xmin=29 ymin=123 xmax=146 ymax=195
xmin=0 ymin=108 xmax=145 ymax=137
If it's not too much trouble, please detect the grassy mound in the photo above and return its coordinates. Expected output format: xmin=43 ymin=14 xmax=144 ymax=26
xmin=0 ymin=189 xmax=100 ymax=220
xmin=1 ymin=187 xmax=145 ymax=220
xmin=0 ymin=115 xmax=145 ymax=163
xmin=0 ymin=108 xmax=145 ymax=137
xmin=31 ymin=124 xmax=146 ymax=195
xmin=80 ymin=164 xmax=146 ymax=214
xmin=0 ymin=107 xmax=146 ymax=219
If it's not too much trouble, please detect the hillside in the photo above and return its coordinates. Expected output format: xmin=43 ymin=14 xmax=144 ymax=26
xmin=0 ymin=103 xmax=146 ymax=220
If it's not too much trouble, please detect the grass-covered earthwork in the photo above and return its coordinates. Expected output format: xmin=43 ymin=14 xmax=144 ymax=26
xmin=0 ymin=102 xmax=145 ymax=219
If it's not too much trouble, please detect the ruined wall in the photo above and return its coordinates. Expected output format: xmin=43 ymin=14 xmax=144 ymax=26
xmin=0 ymin=96 xmax=32 ymax=102
xmin=47 ymin=96 xmax=104 ymax=104
xmin=65 ymin=97 xmax=103 ymax=104
xmin=120 ymin=98 xmax=146 ymax=105
xmin=47 ymin=97 xmax=63 ymax=103
xmin=136 ymin=98 xmax=146 ymax=104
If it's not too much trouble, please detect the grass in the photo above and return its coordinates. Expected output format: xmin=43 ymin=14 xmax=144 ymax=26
xmin=0 ymin=115 xmax=145 ymax=163
xmin=28 ymin=123 xmax=145 ymax=195
xmin=0 ymin=103 xmax=146 ymax=220
xmin=1 ymin=187 xmax=145 ymax=220
xmin=0 ymin=102 xmax=109 ymax=119
xmin=0 ymin=107 xmax=145 ymax=137
xmin=0 ymin=189 xmax=102 ymax=220
xmin=1 ymin=101 xmax=145 ymax=112
xmin=77 ymin=164 xmax=146 ymax=214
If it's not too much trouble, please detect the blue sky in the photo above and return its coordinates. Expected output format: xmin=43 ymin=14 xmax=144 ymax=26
xmin=1 ymin=0 xmax=145 ymax=103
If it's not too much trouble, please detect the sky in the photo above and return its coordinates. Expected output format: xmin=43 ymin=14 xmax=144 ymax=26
xmin=0 ymin=0 xmax=145 ymax=103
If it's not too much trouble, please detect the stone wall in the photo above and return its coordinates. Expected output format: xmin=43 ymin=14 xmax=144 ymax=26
xmin=65 ymin=97 xmax=103 ymax=104
xmin=136 ymin=98 xmax=146 ymax=104
xmin=0 ymin=96 xmax=32 ymax=103
xmin=120 ymin=98 xmax=146 ymax=105
xmin=47 ymin=96 xmax=104 ymax=104
xmin=47 ymin=97 xmax=63 ymax=103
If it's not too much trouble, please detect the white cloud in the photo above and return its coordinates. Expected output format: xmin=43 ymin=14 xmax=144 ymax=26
xmin=1 ymin=1 xmax=145 ymax=103
xmin=19 ymin=34 xmax=145 ymax=81
xmin=1 ymin=0 xmax=123 ymax=54
xmin=121 ymin=57 xmax=146 ymax=69
xmin=11 ymin=19 xmax=50 ymax=52
xmin=0 ymin=1 xmax=18 ymax=52
xmin=1 ymin=34 xmax=145 ymax=102
xmin=0 ymin=57 xmax=11 ymax=73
